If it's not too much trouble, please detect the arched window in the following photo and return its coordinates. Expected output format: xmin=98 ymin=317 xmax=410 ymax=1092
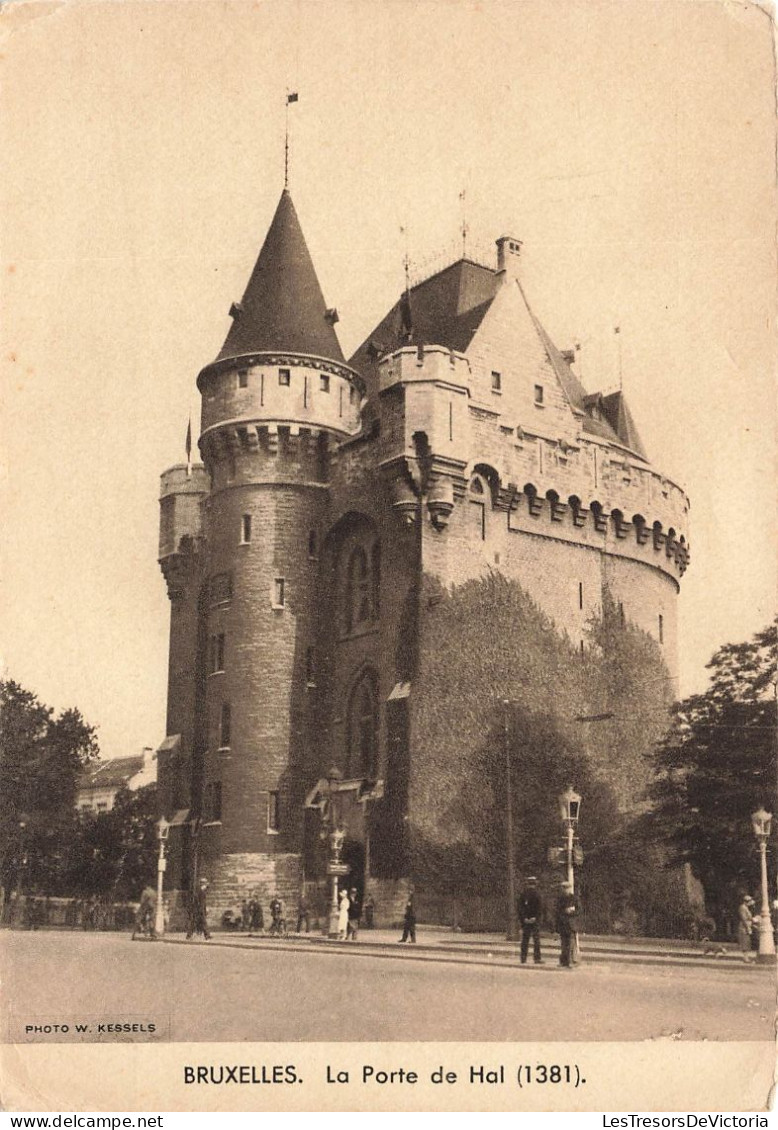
xmin=469 ymin=475 xmax=488 ymax=540
xmin=348 ymin=671 xmax=379 ymax=778
xmin=344 ymin=542 xmax=379 ymax=634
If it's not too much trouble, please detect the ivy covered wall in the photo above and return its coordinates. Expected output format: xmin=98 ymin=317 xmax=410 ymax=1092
xmin=405 ymin=571 xmax=682 ymax=932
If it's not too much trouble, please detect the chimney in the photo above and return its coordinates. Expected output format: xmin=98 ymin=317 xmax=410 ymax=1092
xmin=496 ymin=235 xmax=522 ymax=281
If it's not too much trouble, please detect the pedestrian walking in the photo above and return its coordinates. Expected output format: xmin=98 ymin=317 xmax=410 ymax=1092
xmin=186 ymin=877 xmax=211 ymax=940
xmin=736 ymin=893 xmax=755 ymax=960
xmin=555 ymin=880 xmax=578 ymax=968
xmin=269 ymin=896 xmax=286 ymax=936
xmin=248 ymin=892 xmax=263 ymax=933
xmin=337 ymin=888 xmax=349 ymax=940
xmin=398 ymin=891 xmax=416 ymax=943
xmin=133 ymin=885 xmax=157 ymax=939
xmin=363 ymin=893 xmax=375 ymax=928
xmin=346 ymin=887 xmax=361 ymax=941
xmin=518 ymin=875 xmax=543 ymax=964
xmin=296 ymin=892 xmax=310 ymax=933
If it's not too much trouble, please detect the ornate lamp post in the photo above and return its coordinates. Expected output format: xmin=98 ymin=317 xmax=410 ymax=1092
xmin=324 ymin=767 xmax=348 ymax=938
xmin=154 ymin=816 xmax=170 ymax=938
xmin=559 ymin=786 xmax=582 ymax=892
xmin=750 ymin=807 xmax=776 ymax=964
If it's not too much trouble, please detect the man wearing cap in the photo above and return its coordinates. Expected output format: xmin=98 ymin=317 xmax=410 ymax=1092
xmin=555 ymin=880 xmax=579 ymax=968
xmin=517 ymin=876 xmax=543 ymax=964
xmin=737 ymin=893 xmax=754 ymax=962
xmin=186 ymin=877 xmax=211 ymax=941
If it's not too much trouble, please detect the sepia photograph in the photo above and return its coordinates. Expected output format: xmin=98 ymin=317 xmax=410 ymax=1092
xmin=0 ymin=0 xmax=775 ymax=1114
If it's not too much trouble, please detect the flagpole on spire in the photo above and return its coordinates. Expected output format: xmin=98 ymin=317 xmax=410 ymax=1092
xmin=399 ymin=224 xmax=413 ymax=343
xmin=459 ymin=188 xmax=469 ymax=258
xmin=185 ymin=416 xmax=192 ymax=478
xmin=614 ymin=325 xmax=622 ymax=392
xmin=284 ymin=90 xmax=299 ymax=189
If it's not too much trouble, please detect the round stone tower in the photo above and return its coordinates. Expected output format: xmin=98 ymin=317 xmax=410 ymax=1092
xmin=193 ymin=190 xmax=363 ymax=910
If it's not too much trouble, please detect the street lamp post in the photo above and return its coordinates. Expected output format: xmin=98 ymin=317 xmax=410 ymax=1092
xmin=503 ymin=701 xmax=518 ymax=942
xmin=154 ymin=816 xmax=170 ymax=938
xmin=559 ymin=786 xmax=582 ymax=892
xmin=324 ymin=767 xmax=347 ymax=938
xmin=750 ymin=807 xmax=776 ymax=965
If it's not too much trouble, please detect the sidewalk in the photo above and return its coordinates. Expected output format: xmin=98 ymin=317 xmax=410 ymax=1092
xmin=163 ymin=923 xmax=774 ymax=972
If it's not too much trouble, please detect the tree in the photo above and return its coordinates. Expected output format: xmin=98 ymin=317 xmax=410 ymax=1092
xmin=0 ymin=680 xmax=99 ymax=895
xmin=643 ymin=623 xmax=777 ymax=929
xmin=60 ymin=784 xmax=159 ymax=901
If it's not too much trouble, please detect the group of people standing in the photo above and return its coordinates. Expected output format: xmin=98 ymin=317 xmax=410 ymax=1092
xmin=517 ymin=875 xmax=580 ymax=968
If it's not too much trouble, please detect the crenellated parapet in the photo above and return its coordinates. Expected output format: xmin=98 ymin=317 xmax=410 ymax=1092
xmin=197 ymin=352 xmax=364 ymax=439
xmin=375 ymin=344 xmax=691 ymax=583
xmin=199 ymin=420 xmax=332 ymax=489
xmin=158 ymin=464 xmax=209 ymax=599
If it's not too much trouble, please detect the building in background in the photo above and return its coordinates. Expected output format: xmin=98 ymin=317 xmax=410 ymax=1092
xmin=156 ymin=189 xmax=689 ymax=926
xmin=76 ymin=747 xmax=157 ymax=814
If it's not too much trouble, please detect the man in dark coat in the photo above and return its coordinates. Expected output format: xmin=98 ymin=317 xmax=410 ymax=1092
xmin=517 ymin=876 xmax=543 ymax=964
xmin=555 ymin=880 xmax=578 ymax=967
xmin=186 ymin=877 xmax=211 ymax=940
xmin=398 ymin=891 xmax=416 ymax=943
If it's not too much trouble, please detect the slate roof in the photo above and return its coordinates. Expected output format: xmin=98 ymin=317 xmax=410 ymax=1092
xmin=601 ymin=391 xmax=648 ymax=460
xmin=214 ymin=190 xmax=345 ymax=365
xmin=349 ymin=257 xmax=648 ymax=460
xmin=349 ymin=260 xmax=498 ymax=393
xmin=78 ymin=756 xmax=145 ymax=791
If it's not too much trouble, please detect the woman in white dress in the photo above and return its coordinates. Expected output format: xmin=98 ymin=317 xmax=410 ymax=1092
xmin=338 ymin=888 xmax=350 ymax=940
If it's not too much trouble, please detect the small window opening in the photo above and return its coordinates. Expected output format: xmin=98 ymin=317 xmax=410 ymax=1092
xmin=534 ymin=384 xmax=544 ymax=405
xmin=279 ymin=368 xmax=291 ymax=387
xmin=308 ymin=529 xmax=318 ymax=559
xmin=491 ymin=371 xmax=502 ymax=392
xmin=210 ymin=633 xmax=225 ymax=674
xmin=659 ymin=614 xmax=664 ymax=644
xmin=273 ymin=578 xmax=286 ymax=608
xmin=219 ymin=703 xmax=231 ymax=749
xmin=237 ymin=369 xmax=248 ymax=388
xmin=268 ymin=791 xmax=280 ymax=832
xmin=241 ymin=514 xmax=252 ymax=544
xmin=320 ymin=374 xmax=330 ymax=393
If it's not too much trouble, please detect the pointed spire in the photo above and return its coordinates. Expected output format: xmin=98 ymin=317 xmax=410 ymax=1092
xmin=215 ymin=190 xmax=345 ymax=365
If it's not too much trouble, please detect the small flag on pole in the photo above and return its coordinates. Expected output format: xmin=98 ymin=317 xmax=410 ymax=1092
xmin=185 ymin=418 xmax=192 ymax=477
xmin=287 ymin=92 xmax=299 ymax=104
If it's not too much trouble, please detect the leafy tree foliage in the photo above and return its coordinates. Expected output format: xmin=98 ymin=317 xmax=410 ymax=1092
xmin=643 ymin=623 xmax=777 ymax=928
xmin=0 ymin=680 xmax=98 ymax=894
xmin=408 ymin=573 xmax=679 ymax=931
xmin=61 ymin=784 xmax=159 ymax=900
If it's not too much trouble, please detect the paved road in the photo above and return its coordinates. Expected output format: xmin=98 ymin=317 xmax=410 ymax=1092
xmin=1 ymin=931 xmax=773 ymax=1043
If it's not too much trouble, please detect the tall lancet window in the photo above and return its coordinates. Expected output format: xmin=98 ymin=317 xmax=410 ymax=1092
xmin=348 ymin=670 xmax=379 ymax=778
xmin=344 ymin=542 xmax=379 ymax=634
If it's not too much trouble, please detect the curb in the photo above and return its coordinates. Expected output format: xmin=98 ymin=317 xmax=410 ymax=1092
xmin=162 ymin=933 xmax=773 ymax=974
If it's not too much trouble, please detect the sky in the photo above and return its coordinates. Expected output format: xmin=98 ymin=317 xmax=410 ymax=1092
xmin=1 ymin=0 xmax=775 ymax=760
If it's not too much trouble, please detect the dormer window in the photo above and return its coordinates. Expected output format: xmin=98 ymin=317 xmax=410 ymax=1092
xmin=534 ymin=384 xmax=544 ymax=406
xmin=279 ymin=368 xmax=291 ymax=387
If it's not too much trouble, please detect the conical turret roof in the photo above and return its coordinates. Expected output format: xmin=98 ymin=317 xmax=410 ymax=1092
xmin=215 ymin=190 xmax=345 ymax=364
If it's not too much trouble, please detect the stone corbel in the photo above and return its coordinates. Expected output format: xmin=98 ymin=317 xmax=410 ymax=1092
xmin=613 ymin=513 xmax=632 ymax=539
xmin=427 ymin=478 xmax=455 ymax=531
xmin=592 ymin=505 xmax=609 ymax=533
xmin=549 ymin=498 xmax=568 ymax=522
